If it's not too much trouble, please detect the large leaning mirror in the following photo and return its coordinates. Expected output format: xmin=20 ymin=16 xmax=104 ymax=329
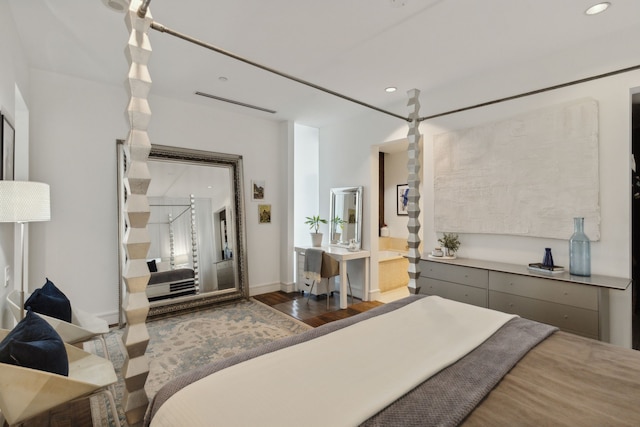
xmin=117 ymin=141 xmax=249 ymax=324
xmin=329 ymin=186 xmax=363 ymax=249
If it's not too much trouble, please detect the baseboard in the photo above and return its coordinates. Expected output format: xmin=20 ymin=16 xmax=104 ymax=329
xmin=368 ymin=288 xmax=381 ymax=302
xmin=249 ymin=282 xmax=286 ymax=296
xmin=280 ymin=281 xmax=296 ymax=293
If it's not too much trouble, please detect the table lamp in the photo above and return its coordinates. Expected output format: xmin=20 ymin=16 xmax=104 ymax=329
xmin=0 ymin=181 xmax=50 ymax=319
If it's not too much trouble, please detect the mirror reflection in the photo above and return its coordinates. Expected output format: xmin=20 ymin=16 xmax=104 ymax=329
xmin=117 ymin=142 xmax=248 ymax=322
xmin=146 ymin=160 xmax=237 ymax=300
xmin=329 ymin=186 xmax=363 ymax=249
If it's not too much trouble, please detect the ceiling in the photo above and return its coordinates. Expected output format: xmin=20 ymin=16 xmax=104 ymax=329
xmin=6 ymin=0 xmax=640 ymax=127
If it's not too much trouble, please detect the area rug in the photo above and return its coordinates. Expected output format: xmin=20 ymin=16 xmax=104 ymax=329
xmin=86 ymin=298 xmax=312 ymax=426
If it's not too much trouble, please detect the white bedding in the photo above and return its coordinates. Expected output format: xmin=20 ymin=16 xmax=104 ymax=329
xmin=151 ymin=296 xmax=516 ymax=427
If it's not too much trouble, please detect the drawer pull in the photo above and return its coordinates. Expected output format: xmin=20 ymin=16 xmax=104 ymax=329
xmin=563 ymin=315 xmax=569 ymax=319
xmin=509 ymin=303 xmax=514 ymax=307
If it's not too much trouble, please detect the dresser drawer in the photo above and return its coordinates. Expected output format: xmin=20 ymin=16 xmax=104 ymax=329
xmin=489 ymin=290 xmax=598 ymax=339
xmin=420 ymin=260 xmax=488 ymax=289
xmin=489 ymin=271 xmax=598 ymax=311
xmin=418 ymin=277 xmax=487 ymax=307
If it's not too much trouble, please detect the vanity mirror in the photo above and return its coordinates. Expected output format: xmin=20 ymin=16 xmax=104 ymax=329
xmin=117 ymin=142 xmax=249 ymax=324
xmin=329 ymin=186 xmax=363 ymax=249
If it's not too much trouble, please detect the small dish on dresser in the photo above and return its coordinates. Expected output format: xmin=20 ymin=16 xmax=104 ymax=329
xmin=428 ymin=254 xmax=457 ymax=260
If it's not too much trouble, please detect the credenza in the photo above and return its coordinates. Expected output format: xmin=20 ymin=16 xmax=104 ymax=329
xmin=418 ymin=257 xmax=630 ymax=341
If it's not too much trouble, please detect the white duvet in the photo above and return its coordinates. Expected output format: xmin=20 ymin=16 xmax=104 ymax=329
xmin=151 ymin=296 xmax=516 ymax=427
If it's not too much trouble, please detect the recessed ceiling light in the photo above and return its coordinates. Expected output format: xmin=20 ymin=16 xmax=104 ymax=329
xmin=585 ymin=2 xmax=611 ymax=15
xmin=385 ymin=87 xmax=397 ymax=93
xmin=219 ymin=76 xmax=228 ymax=82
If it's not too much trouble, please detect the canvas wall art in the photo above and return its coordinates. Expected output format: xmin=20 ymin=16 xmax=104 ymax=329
xmin=433 ymin=98 xmax=600 ymax=240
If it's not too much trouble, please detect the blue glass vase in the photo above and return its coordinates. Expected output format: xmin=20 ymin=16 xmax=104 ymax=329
xmin=569 ymin=217 xmax=590 ymax=276
xmin=542 ymin=248 xmax=554 ymax=267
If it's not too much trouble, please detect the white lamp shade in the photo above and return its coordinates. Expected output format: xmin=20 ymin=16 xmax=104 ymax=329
xmin=0 ymin=181 xmax=51 ymax=223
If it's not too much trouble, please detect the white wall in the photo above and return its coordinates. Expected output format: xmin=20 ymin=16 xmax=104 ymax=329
xmin=320 ymin=71 xmax=640 ymax=347
xmin=0 ymin=1 xmax=31 ymax=328
xmin=25 ymin=69 xmax=286 ymax=323
xmin=319 ymin=112 xmax=404 ymax=299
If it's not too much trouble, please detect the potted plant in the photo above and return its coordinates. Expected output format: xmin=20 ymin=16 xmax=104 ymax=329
xmin=331 ymin=216 xmax=346 ymax=244
xmin=305 ymin=215 xmax=328 ymax=247
xmin=438 ymin=232 xmax=460 ymax=258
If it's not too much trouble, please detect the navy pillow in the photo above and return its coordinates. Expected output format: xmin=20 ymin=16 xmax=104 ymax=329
xmin=24 ymin=278 xmax=72 ymax=323
xmin=0 ymin=310 xmax=69 ymax=376
xmin=147 ymin=259 xmax=158 ymax=273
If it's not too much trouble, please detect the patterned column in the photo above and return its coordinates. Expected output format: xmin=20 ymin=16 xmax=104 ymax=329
xmin=190 ymin=194 xmax=200 ymax=290
xmin=168 ymin=213 xmax=175 ymax=269
xmin=406 ymin=89 xmax=422 ymax=294
xmin=122 ymin=1 xmax=153 ymax=424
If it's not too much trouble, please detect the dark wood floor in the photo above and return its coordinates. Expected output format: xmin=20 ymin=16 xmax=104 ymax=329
xmin=12 ymin=291 xmax=382 ymax=426
xmin=253 ymin=290 xmax=383 ymax=327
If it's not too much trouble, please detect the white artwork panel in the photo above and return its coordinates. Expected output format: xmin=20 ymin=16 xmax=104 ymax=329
xmin=434 ymin=98 xmax=600 ymax=240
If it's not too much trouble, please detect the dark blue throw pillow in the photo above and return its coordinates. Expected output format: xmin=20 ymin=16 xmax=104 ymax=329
xmin=0 ymin=310 xmax=69 ymax=376
xmin=24 ymin=278 xmax=72 ymax=323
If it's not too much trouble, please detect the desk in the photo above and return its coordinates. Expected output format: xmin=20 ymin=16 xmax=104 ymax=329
xmin=295 ymin=246 xmax=371 ymax=308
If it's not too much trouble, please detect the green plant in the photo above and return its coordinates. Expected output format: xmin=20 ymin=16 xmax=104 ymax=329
xmin=438 ymin=232 xmax=460 ymax=253
xmin=331 ymin=216 xmax=346 ymax=230
xmin=305 ymin=215 xmax=327 ymax=233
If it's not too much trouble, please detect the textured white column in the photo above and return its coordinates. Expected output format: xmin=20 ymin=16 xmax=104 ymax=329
xmin=169 ymin=213 xmax=175 ymax=269
xmin=122 ymin=1 xmax=152 ymax=424
xmin=190 ymin=194 xmax=200 ymax=289
xmin=406 ymin=89 xmax=422 ymax=294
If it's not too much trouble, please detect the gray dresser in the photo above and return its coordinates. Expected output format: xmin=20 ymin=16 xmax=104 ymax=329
xmin=418 ymin=258 xmax=630 ymax=341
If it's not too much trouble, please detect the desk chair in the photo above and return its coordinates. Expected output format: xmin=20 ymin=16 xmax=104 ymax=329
xmin=306 ymin=251 xmax=353 ymax=309
xmin=0 ymin=329 xmax=120 ymax=427
xmin=7 ymin=290 xmax=110 ymax=360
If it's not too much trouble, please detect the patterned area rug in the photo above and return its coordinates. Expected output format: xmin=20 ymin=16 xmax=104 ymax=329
xmin=86 ymin=298 xmax=312 ymax=426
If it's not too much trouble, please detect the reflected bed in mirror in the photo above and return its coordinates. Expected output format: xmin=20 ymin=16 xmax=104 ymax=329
xmin=117 ymin=142 xmax=249 ymax=323
xmin=329 ymin=186 xmax=363 ymax=249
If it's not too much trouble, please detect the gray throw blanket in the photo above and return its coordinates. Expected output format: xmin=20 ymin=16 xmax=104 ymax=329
xmin=303 ymin=248 xmax=324 ymax=282
xmin=144 ymin=295 xmax=557 ymax=426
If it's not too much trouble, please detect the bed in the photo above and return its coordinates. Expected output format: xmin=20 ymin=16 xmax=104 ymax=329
xmin=146 ymin=268 xmax=196 ymax=302
xmin=144 ymin=295 xmax=640 ymax=426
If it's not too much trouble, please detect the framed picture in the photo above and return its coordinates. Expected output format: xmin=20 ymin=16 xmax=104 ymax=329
xmin=397 ymin=184 xmax=409 ymax=215
xmin=258 ymin=204 xmax=271 ymax=224
xmin=1 ymin=114 xmax=15 ymax=181
xmin=251 ymin=179 xmax=265 ymax=201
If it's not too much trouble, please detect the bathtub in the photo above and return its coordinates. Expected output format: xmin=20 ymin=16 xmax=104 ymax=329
xmin=378 ymin=250 xmax=409 ymax=292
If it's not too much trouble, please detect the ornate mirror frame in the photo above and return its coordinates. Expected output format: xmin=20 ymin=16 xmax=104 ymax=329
xmin=329 ymin=186 xmax=363 ymax=249
xmin=117 ymin=141 xmax=249 ymax=324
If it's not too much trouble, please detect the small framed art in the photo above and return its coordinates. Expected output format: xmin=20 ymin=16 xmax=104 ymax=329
xmin=397 ymin=184 xmax=409 ymax=215
xmin=1 ymin=114 xmax=15 ymax=180
xmin=251 ymin=179 xmax=265 ymax=201
xmin=258 ymin=204 xmax=271 ymax=224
